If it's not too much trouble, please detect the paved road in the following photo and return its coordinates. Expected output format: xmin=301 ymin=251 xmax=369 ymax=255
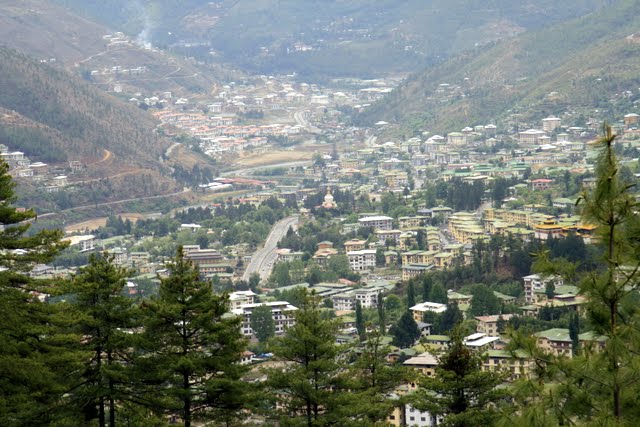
xmin=221 ymin=161 xmax=312 ymax=178
xmin=242 ymin=215 xmax=299 ymax=282
xmin=293 ymin=110 xmax=321 ymax=134
xmin=38 ymin=187 xmax=191 ymax=219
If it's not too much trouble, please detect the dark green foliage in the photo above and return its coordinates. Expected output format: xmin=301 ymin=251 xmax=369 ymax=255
xmin=390 ymin=311 xmax=420 ymax=348
xmin=252 ymin=304 xmax=276 ymax=344
xmin=355 ymin=301 xmax=365 ymax=342
xmin=438 ymin=304 xmax=464 ymax=335
xmin=469 ymin=285 xmax=501 ymax=317
xmin=346 ymin=329 xmax=411 ymax=424
xmin=414 ymin=326 xmax=505 ymax=427
xmin=65 ymin=254 xmax=136 ymax=427
xmin=377 ymin=293 xmax=386 ymax=335
xmin=407 ymin=281 xmax=416 ymax=308
xmin=266 ymin=291 xmax=346 ymax=425
xmin=429 ymin=282 xmax=448 ymax=304
xmin=422 ymin=275 xmax=433 ymax=302
xmin=0 ymin=159 xmax=81 ymax=424
xmin=137 ymin=248 xmax=247 ymax=426
xmin=505 ymin=124 xmax=640 ymax=424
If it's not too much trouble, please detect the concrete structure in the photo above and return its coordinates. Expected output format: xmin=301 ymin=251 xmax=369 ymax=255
xmin=410 ymin=302 xmax=447 ymax=322
xmin=232 ymin=301 xmax=297 ymax=337
xmin=542 ymin=117 xmax=561 ymax=132
xmin=229 ymin=290 xmax=257 ymax=311
xmin=358 ymin=215 xmax=393 ymax=231
xmin=523 ymin=274 xmax=564 ymax=304
xmin=347 ymin=249 xmax=377 ymax=271
xmin=475 ymin=314 xmax=514 ymax=336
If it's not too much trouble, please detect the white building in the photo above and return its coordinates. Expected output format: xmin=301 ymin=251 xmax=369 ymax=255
xmin=229 ymin=290 xmax=257 ymax=311
xmin=542 ymin=117 xmax=561 ymax=132
xmin=358 ymin=215 xmax=393 ymax=231
xmin=232 ymin=301 xmax=297 ymax=337
xmin=331 ymin=287 xmax=384 ymax=311
xmin=410 ymin=302 xmax=447 ymax=323
xmin=523 ymin=274 xmax=564 ymax=304
xmin=64 ymin=235 xmax=97 ymax=252
xmin=347 ymin=249 xmax=377 ymax=271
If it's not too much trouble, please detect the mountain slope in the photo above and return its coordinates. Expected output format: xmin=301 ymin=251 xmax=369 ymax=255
xmin=0 ymin=0 xmax=226 ymax=99
xmin=0 ymin=46 xmax=188 ymax=211
xmin=357 ymin=0 xmax=640 ymax=133
xmin=0 ymin=47 xmax=169 ymax=166
xmin=51 ymin=0 xmax=610 ymax=79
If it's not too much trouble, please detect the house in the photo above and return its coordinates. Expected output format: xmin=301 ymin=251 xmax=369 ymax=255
xmin=523 ymin=274 xmax=564 ymax=304
xmin=229 ymin=290 xmax=257 ymax=311
xmin=530 ymin=178 xmax=553 ymax=190
xmin=475 ymin=314 xmax=514 ymax=336
xmin=375 ymin=229 xmax=402 ymax=245
xmin=534 ymin=219 xmax=564 ymax=240
xmin=483 ymin=349 xmax=532 ymax=381
xmin=276 ymin=248 xmax=304 ymax=263
xmin=185 ymin=249 xmax=224 ymax=266
xmin=347 ymin=249 xmax=377 ymax=271
xmin=519 ymin=129 xmax=546 ymax=144
xmin=542 ymin=117 xmax=561 ymax=132
xmin=232 ymin=301 xmax=297 ymax=337
xmin=358 ymin=215 xmax=393 ymax=231
xmin=344 ymin=239 xmax=367 ymax=252
xmin=106 ymin=248 xmax=127 ymax=265
xmin=410 ymin=302 xmax=447 ymax=322
xmin=64 ymin=235 xmax=97 ymax=252
xmin=534 ymin=328 xmax=573 ymax=357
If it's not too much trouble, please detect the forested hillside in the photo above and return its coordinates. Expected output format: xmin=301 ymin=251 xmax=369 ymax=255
xmin=0 ymin=0 xmax=228 ymax=98
xmin=51 ymin=0 xmax=609 ymax=79
xmin=357 ymin=0 xmax=640 ymax=133
xmin=0 ymin=47 xmax=169 ymax=167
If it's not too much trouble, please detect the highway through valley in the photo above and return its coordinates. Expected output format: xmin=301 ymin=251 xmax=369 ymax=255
xmin=242 ymin=215 xmax=299 ymax=282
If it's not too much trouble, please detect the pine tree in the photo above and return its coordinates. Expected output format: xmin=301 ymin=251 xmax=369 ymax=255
xmin=414 ymin=326 xmax=505 ymax=426
xmin=390 ymin=311 xmax=420 ymax=348
xmin=568 ymin=312 xmax=580 ymax=356
xmin=138 ymin=248 xmax=247 ymax=426
xmin=407 ymin=280 xmax=416 ymax=308
xmin=0 ymin=159 xmax=82 ymax=424
xmin=266 ymin=291 xmax=346 ymax=426
xmin=377 ymin=293 xmax=386 ymax=335
xmin=422 ymin=274 xmax=433 ymax=302
xmin=346 ymin=329 xmax=410 ymax=424
xmin=65 ymin=254 xmax=137 ymax=427
xmin=355 ymin=300 xmax=365 ymax=341
xmin=251 ymin=303 xmax=276 ymax=344
xmin=429 ymin=282 xmax=448 ymax=304
xmin=438 ymin=303 xmax=463 ymax=334
xmin=504 ymin=124 xmax=640 ymax=424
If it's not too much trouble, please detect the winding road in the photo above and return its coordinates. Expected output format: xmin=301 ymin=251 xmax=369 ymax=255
xmin=242 ymin=215 xmax=299 ymax=282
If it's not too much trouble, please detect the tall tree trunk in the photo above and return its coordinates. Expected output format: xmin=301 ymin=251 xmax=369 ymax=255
xmin=108 ymin=350 xmax=115 ymax=427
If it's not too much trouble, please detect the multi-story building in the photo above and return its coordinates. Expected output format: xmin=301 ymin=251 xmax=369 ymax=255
xmin=522 ymin=274 xmax=564 ymax=304
xmin=229 ymin=290 xmax=257 ymax=311
xmin=534 ymin=328 xmax=573 ymax=357
xmin=375 ymin=229 xmax=402 ymax=245
xmin=542 ymin=117 xmax=561 ymax=132
xmin=475 ymin=314 xmax=514 ymax=336
xmin=347 ymin=249 xmax=377 ymax=271
xmin=331 ymin=287 xmax=384 ymax=311
xmin=358 ymin=215 xmax=393 ymax=231
xmin=344 ymin=239 xmax=367 ymax=252
xmin=398 ymin=216 xmax=428 ymax=229
xmin=410 ymin=302 xmax=447 ymax=323
xmin=482 ymin=349 xmax=532 ymax=381
xmin=232 ymin=301 xmax=297 ymax=337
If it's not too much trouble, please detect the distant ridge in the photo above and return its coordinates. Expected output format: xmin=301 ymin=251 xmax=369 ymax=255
xmin=357 ymin=0 xmax=640 ymax=134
